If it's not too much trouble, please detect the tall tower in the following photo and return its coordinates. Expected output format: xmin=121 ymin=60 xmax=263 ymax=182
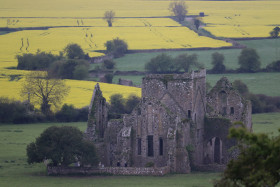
xmin=86 ymin=83 xmax=108 ymax=142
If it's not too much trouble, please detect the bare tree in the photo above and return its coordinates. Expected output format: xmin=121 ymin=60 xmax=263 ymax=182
xmin=21 ymin=71 xmax=70 ymax=115
xmin=169 ymin=0 xmax=188 ymax=22
xmin=104 ymin=10 xmax=115 ymax=27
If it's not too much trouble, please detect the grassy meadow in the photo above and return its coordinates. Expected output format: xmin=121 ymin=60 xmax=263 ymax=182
xmin=112 ymin=38 xmax=280 ymax=72
xmin=0 ymin=113 xmax=280 ymax=187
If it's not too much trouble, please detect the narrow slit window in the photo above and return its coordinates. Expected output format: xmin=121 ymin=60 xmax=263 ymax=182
xmin=147 ymin=135 xmax=154 ymax=157
xmin=188 ymin=110 xmax=191 ymax=119
xmin=159 ymin=138 xmax=163 ymax=156
xmin=137 ymin=138 xmax=141 ymax=155
xmin=230 ymin=107 xmax=234 ymax=115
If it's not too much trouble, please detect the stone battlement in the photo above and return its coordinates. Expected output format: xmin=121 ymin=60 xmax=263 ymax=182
xmin=143 ymin=69 xmax=206 ymax=81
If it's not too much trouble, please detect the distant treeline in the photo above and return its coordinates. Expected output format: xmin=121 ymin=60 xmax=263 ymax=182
xmin=0 ymin=93 xmax=140 ymax=124
xmin=17 ymin=44 xmax=90 ymax=80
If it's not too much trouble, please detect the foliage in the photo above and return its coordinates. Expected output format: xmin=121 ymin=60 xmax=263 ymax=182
xmin=266 ymin=60 xmax=280 ymax=72
xmin=0 ymin=97 xmax=41 ymax=124
xmin=63 ymin=43 xmax=85 ymax=59
xmin=104 ymin=73 xmax=114 ymax=83
xmin=248 ymin=94 xmax=280 ymax=114
xmin=215 ymin=127 xmax=280 ymax=187
xmin=21 ymin=71 xmax=70 ymax=116
xmin=109 ymin=94 xmax=140 ymax=119
xmin=109 ymin=94 xmax=125 ymax=119
xmin=232 ymin=79 xmax=280 ymax=114
xmin=232 ymin=80 xmax=249 ymax=97
xmin=55 ymin=104 xmax=88 ymax=122
xmin=270 ymin=27 xmax=280 ymax=38
xmin=48 ymin=59 xmax=89 ymax=79
xmin=103 ymin=10 xmax=115 ymax=27
xmin=211 ymin=52 xmax=226 ymax=74
xmin=145 ymin=53 xmax=174 ymax=73
xmin=194 ymin=18 xmax=201 ymax=30
xmin=26 ymin=126 xmax=98 ymax=166
xmin=125 ymin=94 xmax=141 ymax=114
xmin=145 ymin=162 xmax=154 ymax=167
xmin=174 ymin=53 xmax=202 ymax=72
xmin=104 ymin=38 xmax=128 ymax=58
xmin=102 ymin=59 xmax=115 ymax=69
xmin=73 ymin=64 xmax=89 ymax=80
xmin=238 ymin=48 xmax=261 ymax=72
xmin=145 ymin=53 xmax=202 ymax=73
xmin=17 ymin=51 xmax=62 ymax=70
xmin=169 ymin=0 xmax=188 ymax=22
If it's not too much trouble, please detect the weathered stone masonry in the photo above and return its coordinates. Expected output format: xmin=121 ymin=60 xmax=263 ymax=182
xmin=86 ymin=69 xmax=252 ymax=174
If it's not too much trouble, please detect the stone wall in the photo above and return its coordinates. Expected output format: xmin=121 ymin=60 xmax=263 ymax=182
xmin=47 ymin=166 xmax=170 ymax=176
xmin=119 ymin=78 xmax=133 ymax=86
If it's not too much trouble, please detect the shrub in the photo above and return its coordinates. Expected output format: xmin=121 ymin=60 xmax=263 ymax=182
xmin=0 ymin=97 xmax=40 ymax=124
xmin=266 ymin=60 xmax=280 ymax=72
xmin=103 ymin=59 xmax=115 ymax=69
xmin=104 ymin=38 xmax=128 ymax=58
xmin=17 ymin=51 xmax=61 ymax=70
xmin=104 ymin=73 xmax=114 ymax=83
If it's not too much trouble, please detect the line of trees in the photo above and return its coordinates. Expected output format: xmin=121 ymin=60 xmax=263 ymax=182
xmin=145 ymin=53 xmax=203 ymax=73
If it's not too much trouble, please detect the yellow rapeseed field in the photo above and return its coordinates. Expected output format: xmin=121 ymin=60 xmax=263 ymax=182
xmin=0 ymin=76 xmax=141 ymax=108
xmin=196 ymin=1 xmax=280 ymax=38
xmin=0 ymin=18 xmax=231 ymax=64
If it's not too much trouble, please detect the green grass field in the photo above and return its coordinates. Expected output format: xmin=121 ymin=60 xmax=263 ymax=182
xmin=0 ymin=113 xmax=280 ymax=186
xmin=112 ymin=38 xmax=280 ymax=72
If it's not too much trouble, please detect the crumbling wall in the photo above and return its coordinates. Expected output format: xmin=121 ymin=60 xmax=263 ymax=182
xmin=86 ymin=83 xmax=108 ymax=142
xmin=206 ymin=77 xmax=252 ymax=130
xmin=47 ymin=166 xmax=170 ymax=176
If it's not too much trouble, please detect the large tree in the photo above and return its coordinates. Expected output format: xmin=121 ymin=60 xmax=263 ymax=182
xmin=211 ymin=52 xmax=226 ymax=73
xmin=63 ymin=43 xmax=85 ymax=59
xmin=238 ymin=48 xmax=261 ymax=72
xmin=174 ymin=53 xmax=202 ymax=72
xmin=145 ymin=53 xmax=174 ymax=73
xmin=215 ymin=127 xmax=280 ymax=187
xmin=104 ymin=10 xmax=115 ymax=27
xmin=27 ymin=126 xmax=98 ymax=166
xmin=21 ymin=71 xmax=70 ymax=115
xmin=104 ymin=37 xmax=128 ymax=58
xmin=169 ymin=0 xmax=188 ymax=22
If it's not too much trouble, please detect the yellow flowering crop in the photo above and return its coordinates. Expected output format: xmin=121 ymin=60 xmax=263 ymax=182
xmin=0 ymin=76 xmax=141 ymax=109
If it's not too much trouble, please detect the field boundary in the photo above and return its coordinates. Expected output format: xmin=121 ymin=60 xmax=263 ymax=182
xmin=47 ymin=166 xmax=171 ymax=176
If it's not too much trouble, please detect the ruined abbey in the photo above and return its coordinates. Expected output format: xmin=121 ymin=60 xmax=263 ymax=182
xmin=85 ymin=69 xmax=252 ymax=173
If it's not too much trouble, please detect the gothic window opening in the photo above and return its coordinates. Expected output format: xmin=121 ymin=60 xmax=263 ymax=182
xmin=147 ymin=135 xmax=154 ymax=157
xmin=137 ymin=138 xmax=141 ymax=155
xmin=117 ymin=162 xmax=120 ymax=167
xmin=230 ymin=107 xmax=234 ymax=115
xmin=159 ymin=138 xmax=163 ymax=156
xmin=188 ymin=110 xmax=191 ymax=119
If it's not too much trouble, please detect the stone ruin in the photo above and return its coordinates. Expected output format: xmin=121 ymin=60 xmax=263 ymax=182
xmin=86 ymin=69 xmax=252 ymax=173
